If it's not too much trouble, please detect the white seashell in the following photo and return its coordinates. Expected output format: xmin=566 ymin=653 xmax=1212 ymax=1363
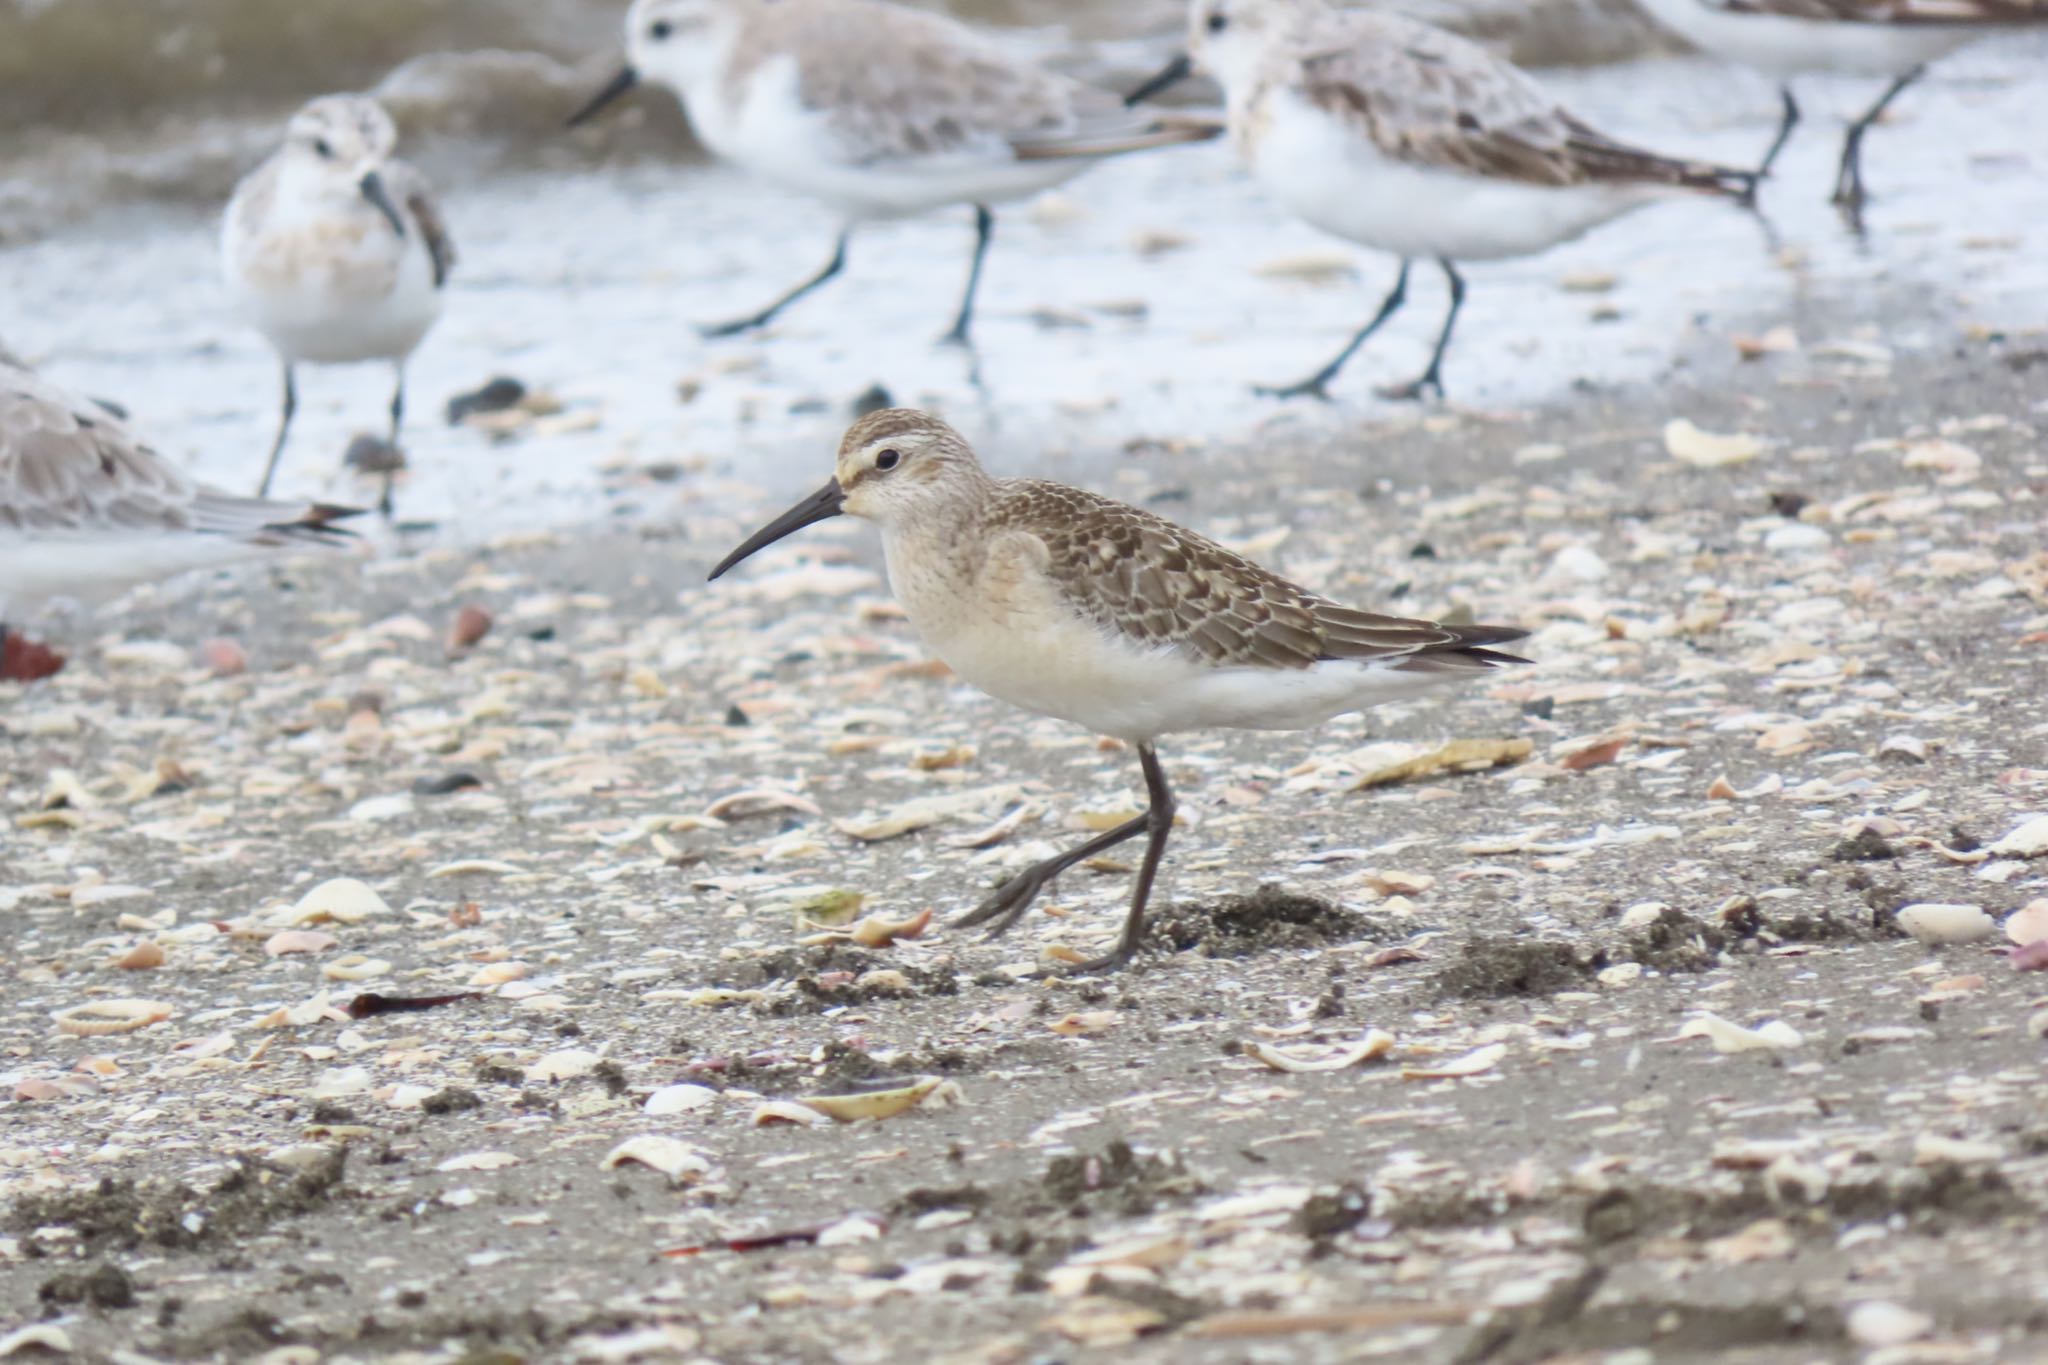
xmin=437 ymin=1150 xmax=519 ymax=1172
xmin=468 ymin=961 xmax=529 ymax=987
xmin=1678 ymin=1013 xmax=1803 ymax=1053
xmin=293 ymin=878 xmax=391 ymax=924
xmin=525 ymin=1048 xmax=601 ymax=1083
xmin=1400 ymin=1042 xmax=1508 ymax=1080
xmin=52 ymin=998 xmax=172 ymax=1036
xmin=1245 ymin=1031 xmax=1395 ymax=1073
xmin=322 ymin=954 xmax=391 ymax=981
xmin=1846 ymin=1301 xmax=1932 ymax=1348
xmin=0 ymin=1324 xmax=74 ymax=1356
xmin=1664 ymin=418 xmax=1763 ymax=467
xmin=1912 ymin=1134 xmax=2003 ymax=1165
xmin=307 ymin=1066 xmax=372 ymax=1099
xmin=1988 ymin=814 xmax=2048 ymax=858
xmin=1617 ymin=902 xmax=1668 ymax=932
xmin=644 ymin=1083 xmax=717 ymax=1115
xmin=1894 ymin=903 xmax=1993 ymax=945
xmin=815 ymin=1213 xmax=884 ymax=1246
xmin=347 ymin=793 xmax=415 ymax=823
xmin=600 ymin=1135 xmax=713 ymax=1184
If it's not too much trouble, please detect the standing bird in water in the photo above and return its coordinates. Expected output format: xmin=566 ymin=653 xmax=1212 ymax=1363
xmin=709 ymin=410 xmax=1529 ymax=971
xmin=1629 ymin=0 xmax=2048 ymax=226
xmin=567 ymin=0 xmax=1221 ymax=348
xmin=1128 ymin=0 xmax=1761 ymax=401
xmin=0 ymin=355 xmax=359 ymax=679
xmin=223 ymin=94 xmax=455 ymax=514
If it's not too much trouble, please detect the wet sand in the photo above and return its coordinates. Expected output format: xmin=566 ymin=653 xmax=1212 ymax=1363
xmin=5 ymin=16 xmax=2048 ymax=1365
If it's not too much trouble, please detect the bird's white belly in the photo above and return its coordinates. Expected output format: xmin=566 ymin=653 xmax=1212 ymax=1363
xmin=903 ymin=582 xmax=1473 ymax=742
xmin=225 ymin=216 xmax=441 ymax=364
xmin=1633 ymin=0 xmax=1974 ymax=76
xmin=0 ymin=534 xmax=265 ymax=615
xmin=692 ymin=59 xmax=1091 ymax=219
xmin=1248 ymin=91 xmax=1662 ymax=262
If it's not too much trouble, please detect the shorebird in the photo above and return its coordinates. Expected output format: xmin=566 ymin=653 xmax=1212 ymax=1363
xmin=0 ymin=356 xmax=359 ymax=678
xmin=567 ymin=0 xmax=1222 ymax=346
xmin=708 ymin=409 xmax=1529 ymax=970
xmin=1629 ymin=0 xmax=2048 ymax=223
xmin=223 ymin=93 xmax=455 ymax=514
xmin=1126 ymin=0 xmax=1761 ymax=401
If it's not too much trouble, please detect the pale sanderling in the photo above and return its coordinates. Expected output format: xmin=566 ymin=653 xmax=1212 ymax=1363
xmin=223 ymin=93 xmax=456 ymax=513
xmin=708 ymin=408 xmax=1529 ymax=970
xmin=0 ymin=353 xmax=359 ymax=673
xmin=568 ymin=0 xmax=1222 ymax=346
xmin=1630 ymin=0 xmax=2048 ymax=222
xmin=1128 ymin=0 xmax=1760 ymax=400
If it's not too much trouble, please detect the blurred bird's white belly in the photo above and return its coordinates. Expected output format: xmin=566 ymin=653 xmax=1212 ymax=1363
xmin=1247 ymin=89 xmax=1661 ymax=261
xmin=1632 ymin=0 xmax=1975 ymax=76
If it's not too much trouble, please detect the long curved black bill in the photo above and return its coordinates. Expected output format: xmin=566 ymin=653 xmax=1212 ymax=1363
xmin=707 ymin=480 xmax=845 ymax=580
xmin=359 ymin=171 xmax=407 ymax=239
xmin=567 ymin=66 xmax=640 ymax=128
xmin=1124 ymin=52 xmax=1193 ymax=108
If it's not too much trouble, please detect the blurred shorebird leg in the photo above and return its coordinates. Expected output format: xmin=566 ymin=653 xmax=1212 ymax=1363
xmin=256 ymin=363 xmax=297 ymax=497
xmin=699 ymin=230 xmax=851 ymax=338
xmin=1833 ymin=66 xmax=1923 ymax=219
xmin=938 ymin=204 xmax=994 ymax=347
xmin=1255 ymin=257 xmax=1412 ymax=401
xmin=1378 ymin=258 xmax=1464 ymax=402
xmin=1070 ymin=743 xmax=1178 ymax=972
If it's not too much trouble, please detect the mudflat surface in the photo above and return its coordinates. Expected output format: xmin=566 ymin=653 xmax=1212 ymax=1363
xmin=4 ymin=297 xmax=2048 ymax=1364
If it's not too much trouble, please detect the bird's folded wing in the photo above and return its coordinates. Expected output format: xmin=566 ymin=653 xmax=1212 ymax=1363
xmin=1003 ymin=480 xmax=1516 ymax=672
xmin=386 ymin=161 xmax=456 ymax=287
xmin=1714 ymin=0 xmax=2048 ymax=23
xmin=0 ymin=368 xmax=199 ymax=535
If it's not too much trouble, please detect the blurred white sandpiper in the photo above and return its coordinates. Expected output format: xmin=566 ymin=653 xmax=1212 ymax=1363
xmin=223 ymin=93 xmax=455 ymax=512
xmin=568 ymin=0 xmax=1221 ymax=345
xmin=1629 ymin=0 xmax=2048 ymax=220
xmin=0 ymin=355 xmax=359 ymax=649
xmin=1127 ymin=0 xmax=1761 ymax=400
xmin=708 ymin=408 xmax=1529 ymax=970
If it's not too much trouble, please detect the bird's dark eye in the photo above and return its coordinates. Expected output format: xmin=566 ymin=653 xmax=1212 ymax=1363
xmin=875 ymin=449 xmax=901 ymax=471
xmin=1206 ymin=12 xmax=1228 ymax=31
xmin=313 ymin=137 xmax=335 ymax=159
xmin=649 ymin=19 xmax=673 ymax=39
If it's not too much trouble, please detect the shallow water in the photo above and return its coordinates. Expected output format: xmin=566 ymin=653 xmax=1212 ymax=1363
xmin=3 ymin=41 xmax=2045 ymax=541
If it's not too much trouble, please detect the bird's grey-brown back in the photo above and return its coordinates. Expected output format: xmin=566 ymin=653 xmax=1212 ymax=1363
xmin=1249 ymin=5 xmax=1752 ymax=192
xmin=0 ymin=362 xmax=353 ymax=545
xmin=981 ymin=475 xmax=1527 ymax=675
xmin=726 ymin=0 xmax=1214 ymax=161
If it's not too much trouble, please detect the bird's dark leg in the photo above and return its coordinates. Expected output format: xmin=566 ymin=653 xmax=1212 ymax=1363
xmin=382 ymin=363 xmax=407 ymax=518
xmin=938 ymin=204 xmax=995 ymax=348
xmin=1378 ymin=258 xmax=1464 ymax=402
xmin=1071 ymin=742 xmax=1177 ymax=972
xmin=699 ymin=230 xmax=851 ymax=338
xmin=1255 ymin=258 xmax=1411 ymax=401
xmin=952 ymin=812 xmax=1149 ymax=938
xmin=1834 ymin=66 xmax=1924 ymax=226
xmin=1757 ymin=85 xmax=1801 ymax=182
xmin=255 ymin=363 xmax=296 ymax=497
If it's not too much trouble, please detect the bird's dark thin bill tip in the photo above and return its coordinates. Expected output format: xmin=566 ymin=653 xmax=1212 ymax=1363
xmin=567 ymin=66 xmax=639 ymax=127
xmin=1124 ymin=52 xmax=1193 ymax=107
xmin=358 ymin=171 xmax=406 ymax=238
xmin=706 ymin=480 xmax=846 ymax=581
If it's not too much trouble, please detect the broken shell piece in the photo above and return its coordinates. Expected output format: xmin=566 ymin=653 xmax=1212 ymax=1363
xmin=52 ymin=998 xmax=172 ymax=1036
xmin=1677 ymin=1012 xmax=1803 ymax=1053
xmin=1349 ymin=738 xmax=1530 ymax=791
xmin=1846 ymin=1301 xmax=1932 ymax=1349
xmin=832 ymin=784 xmax=1024 ymax=841
xmin=322 ymin=954 xmax=391 ymax=982
xmin=437 ymin=1150 xmax=519 ymax=1172
xmin=1912 ymin=1134 xmax=2003 ymax=1165
xmin=468 ymin=961 xmax=529 ymax=987
xmin=1050 ymin=1010 xmax=1121 ymax=1037
xmin=1245 ymin=1031 xmax=1395 ymax=1073
xmin=526 ymin=1049 xmax=601 ymax=1082
xmin=1664 ymin=417 xmax=1763 ymax=467
xmin=1400 ymin=1041 xmax=1506 ymax=1080
xmin=292 ymin=877 xmax=391 ymax=924
xmin=762 ymin=1076 xmax=962 ymax=1125
xmin=798 ymin=907 xmax=933 ymax=948
xmin=751 ymin=1099 xmax=833 ymax=1128
xmin=1988 ymin=815 xmax=2048 ymax=858
xmin=2004 ymin=900 xmax=2048 ymax=947
xmin=601 ymin=1136 xmax=713 ymax=1184
xmin=113 ymin=940 xmax=166 ymax=970
xmin=307 ymin=1066 xmax=372 ymax=1099
xmin=265 ymin=929 xmax=338 ymax=956
xmin=644 ymin=1083 xmax=717 ymax=1115
xmin=1894 ymin=903 xmax=1994 ymax=945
